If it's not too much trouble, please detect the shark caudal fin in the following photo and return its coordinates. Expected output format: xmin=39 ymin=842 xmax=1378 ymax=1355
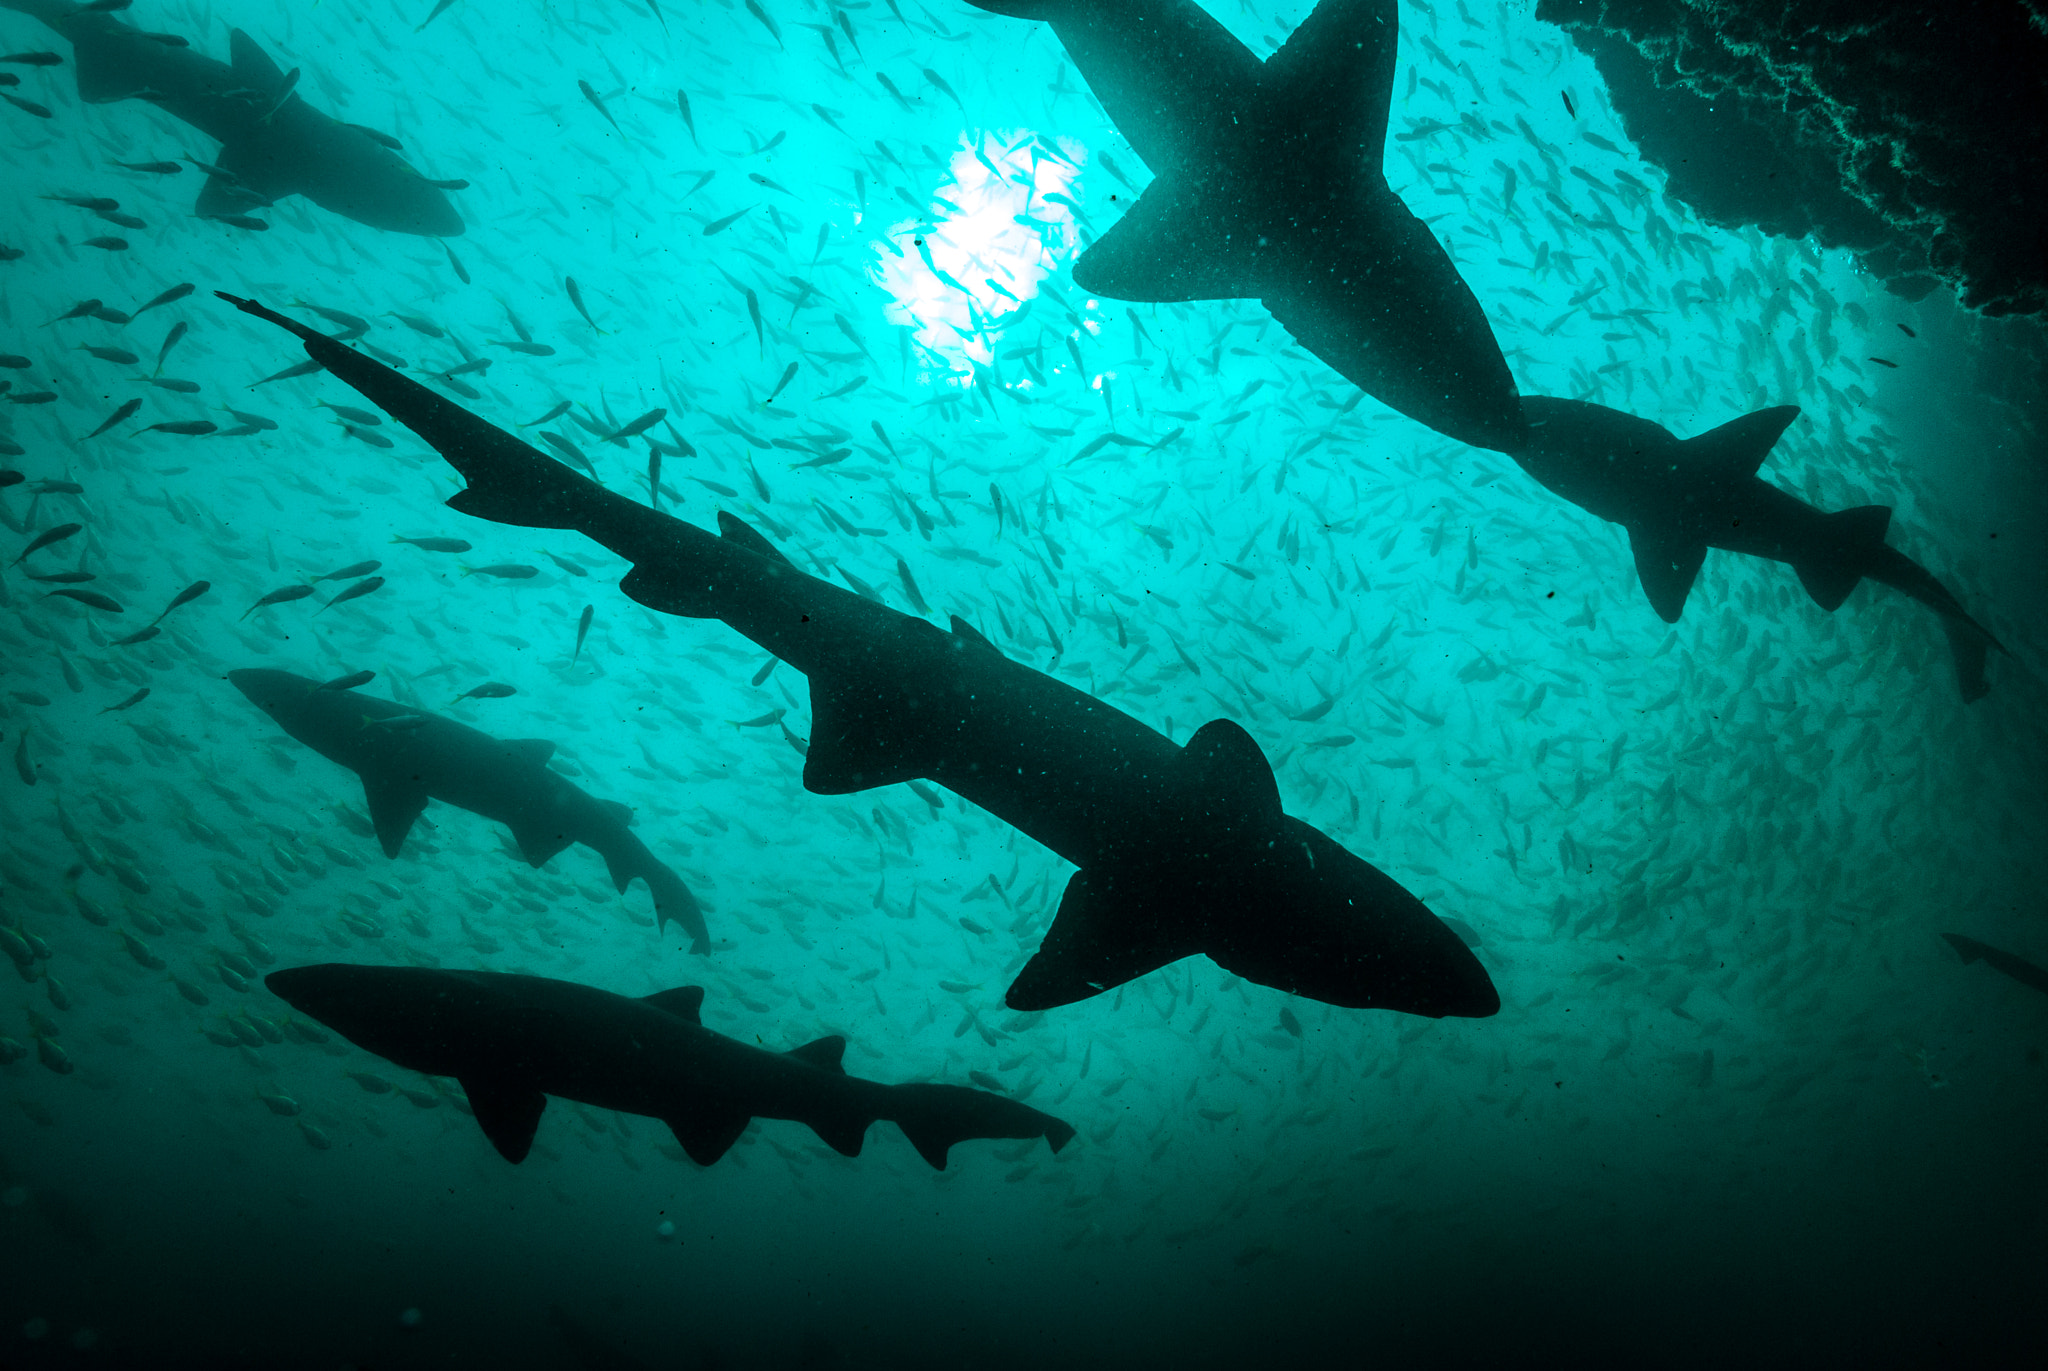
xmin=887 ymin=1083 xmax=1077 ymax=1170
xmin=1794 ymin=505 xmax=1891 ymax=612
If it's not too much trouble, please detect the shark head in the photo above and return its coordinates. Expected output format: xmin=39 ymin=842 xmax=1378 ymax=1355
xmin=266 ymin=964 xmax=521 ymax=1072
xmin=227 ymin=667 xmax=314 ymax=726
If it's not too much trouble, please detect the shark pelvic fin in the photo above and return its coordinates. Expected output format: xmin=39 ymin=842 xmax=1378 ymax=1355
xmin=668 ymin=1109 xmax=752 ymax=1166
xmin=1627 ymin=526 xmax=1708 ymax=624
xmin=462 ymin=1076 xmax=548 ymax=1163
xmin=503 ymin=738 xmax=556 ymax=768
xmin=641 ymin=985 xmax=705 ymax=1022
xmin=1006 ymin=868 xmax=1192 ymax=1011
xmin=802 ymin=677 xmax=933 ymax=795
xmin=787 ymin=1034 xmax=848 ymax=1073
xmin=1794 ymin=505 xmax=1890 ymax=612
xmin=360 ymin=772 xmax=430 ymax=859
xmin=1681 ymin=404 xmax=1800 ymax=477
xmin=807 ymin=1107 xmax=872 ymax=1159
xmin=1942 ymin=933 xmax=1988 ymax=965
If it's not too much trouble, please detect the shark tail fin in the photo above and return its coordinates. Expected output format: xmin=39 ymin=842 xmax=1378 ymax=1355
xmin=1794 ymin=505 xmax=1891 ymax=612
xmin=1939 ymin=613 xmax=1993 ymax=703
xmin=888 ymin=1083 xmax=1077 ymax=1171
xmin=1680 ymin=405 xmax=1800 ymax=477
xmin=1942 ymin=933 xmax=1986 ymax=965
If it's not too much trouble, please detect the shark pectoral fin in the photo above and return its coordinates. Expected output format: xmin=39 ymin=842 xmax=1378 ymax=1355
xmin=1627 ymin=527 xmax=1707 ymax=623
xmin=1005 ymin=870 xmax=1190 ymax=1011
xmin=360 ymin=773 xmax=430 ymax=859
xmin=667 ymin=1109 xmax=752 ymax=1166
xmin=1260 ymin=0 xmax=1400 ymax=155
xmin=1681 ymin=405 xmax=1801 ymax=477
xmin=641 ymin=985 xmax=706 ymax=1022
xmin=461 ymin=1077 xmax=548 ymax=1163
xmin=1072 ymin=174 xmax=1263 ymax=303
xmin=1179 ymin=719 xmax=1283 ymax=815
xmin=802 ymin=679 xmax=930 ymax=795
xmin=787 ymin=1035 xmax=847 ymax=1073
xmin=504 ymin=738 xmax=557 ymax=768
xmin=715 ymin=510 xmax=795 ymax=566
xmin=1794 ymin=505 xmax=1891 ymax=612
xmin=1939 ymin=613 xmax=1992 ymax=703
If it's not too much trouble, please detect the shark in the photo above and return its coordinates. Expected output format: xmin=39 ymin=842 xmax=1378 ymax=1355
xmin=1942 ymin=934 xmax=2048 ymax=1000
xmin=1514 ymin=398 xmax=2005 ymax=701
xmin=221 ymin=291 xmax=1499 ymax=1020
xmin=962 ymin=0 xmax=1525 ymax=453
xmin=227 ymin=668 xmax=707 ymax=952
xmin=0 ymin=0 xmax=462 ymax=236
xmin=266 ymin=963 xmax=1077 ymax=1169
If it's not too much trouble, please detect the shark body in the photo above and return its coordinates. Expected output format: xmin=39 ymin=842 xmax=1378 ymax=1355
xmin=1515 ymin=397 xmax=2003 ymax=700
xmin=228 ymin=669 xmax=706 ymax=951
xmin=267 ymin=963 xmax=1076 ymax=1169
xmin=965 ymin=0 xmax=1526 ymax=453
xmin=223 ymin=292 xmax=1499 ymax=1021
xmin=1 ymin=0 xmax=461 ymax=236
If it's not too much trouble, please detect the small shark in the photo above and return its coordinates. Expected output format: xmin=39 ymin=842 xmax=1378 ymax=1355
xmin=1515 ymin=398 xmax=2004 ymax=701
xmin=222 ymin=292 xmax=1499 ymax=1020
xmin=964 ymin=0 xmax=1525 ymax=452
xmin=0 ymin=0 xmax=461 ymax=236
xmin=266 ymin=963 xmax=1077 ymax=1169
xmin=1942 ymin=934 xmax=2048 ymax=999
xmin=227 ymin=668 xmax=707 ymax=951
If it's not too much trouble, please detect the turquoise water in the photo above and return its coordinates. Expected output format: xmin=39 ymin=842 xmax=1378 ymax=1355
xmin=2 ymin=1 xmax=2045 ymax=1365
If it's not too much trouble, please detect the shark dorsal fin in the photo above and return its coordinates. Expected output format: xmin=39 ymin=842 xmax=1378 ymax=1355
xmin=1261 ymin=0 xmax=1401 ymax=158
xmin=1681 ymin=405 xmax=1800 ymax=477
xmin=1627 ymin=526 xmax=1708 ymax=623
xmin=642 ymin=985 xmax=705 ymax=1023
xmin=504 ymin=738 xmax=556 ymax=767
xmin=948 ymin=616 xmax=1003 ymax=656
xmin=1180 ymin=719 xmax=1283 ymax=816
xmin=716 ymin=510 xmax=795 ymax=566
xmin=787 ymin=1034 xmax=847 ymax=1073
xmin=459 ymin=1076 xmax=547 ymax=1164
xmin=228 ymin=29 xmax=287 ymax=89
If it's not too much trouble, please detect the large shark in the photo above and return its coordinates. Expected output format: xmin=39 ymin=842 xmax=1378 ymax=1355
xmin=267 ymin=963 xmax=1077 ymax=1169
xmin=963 ymin=0 xmax=1525 ymax=453
xmin=1515 ymin=398 xmax=2005 ymax=701
xmin=222 ymin=292 xmax=1499 ymax=1020
xmin=228 ymin=668 xmax=707 ymax=951
xmin=0 ymin=0 xmax=461 ymax=236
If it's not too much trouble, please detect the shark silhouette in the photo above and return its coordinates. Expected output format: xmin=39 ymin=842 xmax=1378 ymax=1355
xmin=1942 ymin=934 xmax=2048 ymax=999
xmin=1 ymin=0 xmax=461 ymax=236
xmin=267 ymin=963 xmax=1077 ymax=1169
xmin=1515 ymin=397 xmax=2004 ymax=701
xmin=964 ymin=0 xmax=1525 ymax=452
xmin=228 ymin=668 xmax=707 ymax=951
xmin=222 ymin=291 xmax=1499 ymax=1020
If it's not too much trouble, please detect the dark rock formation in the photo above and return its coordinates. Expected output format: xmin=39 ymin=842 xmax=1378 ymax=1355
xmin=1539 ymin=0 xmax=2048 ymax=316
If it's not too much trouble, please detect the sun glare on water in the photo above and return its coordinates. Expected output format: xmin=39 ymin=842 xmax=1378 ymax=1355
xmin=872 ymin=130 xmax=1088 ymax=384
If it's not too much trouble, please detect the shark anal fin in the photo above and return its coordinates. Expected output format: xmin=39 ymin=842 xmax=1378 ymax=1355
xmin=1005 ymin=869 xmax=1191 ymax=1011
xmin=641 ymin=985 xmax=706 ymax=1022
xmin=787 ymin=1035 xmax=847 ymax=1073
xmin=361 ymin=772 xmax=430 ymax=859
xmin=1180 ymin=719 xmax=1282 ymax=815
xmin=1073 ymin=172 xmax=1264 ymax=303
xmin=667 ymin=1109 xmax=751 ymax=1166
xmin=808 ymin=1110 xmax=871 ymax=1159
xmin=462 ymin=1077 xmax=548 ymax=1164
xmin=1681 ymin=405 xmax=1800 ymax=477
xmin=1794 ymin=505 xmax=1891 ymax=612
xmin=802 ymin=678 xmax=933 ymax=795
xmin=511 ymin=823 xmax=576 ymax=868
xmin=1627 ymin=526 xmax=1707 ymax=623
